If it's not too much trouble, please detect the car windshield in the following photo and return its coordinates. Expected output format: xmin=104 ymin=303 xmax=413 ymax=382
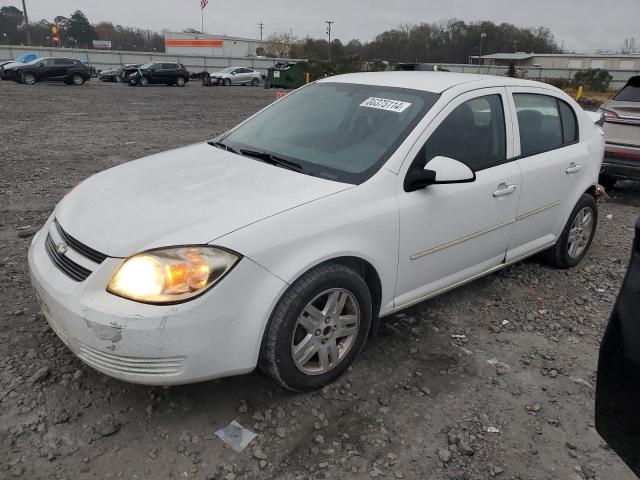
xmin=221 ymin=82 xmax=439 ymax=184
xmin=614 ymin=78 xmax=640 ymax=102
xmin=139 ymin=63 xmax=154 ymax=70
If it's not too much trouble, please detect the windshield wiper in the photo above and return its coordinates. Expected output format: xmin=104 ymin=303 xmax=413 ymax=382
xmin=208 ymin=140 xmax=239 ymax=154
xmin=237 ymin=148 xmax=303 ymax=171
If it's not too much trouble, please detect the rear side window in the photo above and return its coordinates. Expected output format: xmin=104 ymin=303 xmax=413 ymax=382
xmin=514 ymin=94 xmax=579 ymax=156
xmin=420 ymin=94 xmax=506 ymax=171
xmin=614 ymin=77 xmax=640 ymax=102
xmin=558 ymin=101 xmax=578 ymax=144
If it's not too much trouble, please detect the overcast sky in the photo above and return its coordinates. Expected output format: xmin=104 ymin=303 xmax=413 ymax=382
xmin=10 ymin=0 xmax=638 ymax=52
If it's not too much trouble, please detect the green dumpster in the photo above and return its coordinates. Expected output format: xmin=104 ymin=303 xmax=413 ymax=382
xmin=267 ymin=61 xmax=306 ymax=89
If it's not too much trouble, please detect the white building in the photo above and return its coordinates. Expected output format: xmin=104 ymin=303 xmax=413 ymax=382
xmin=164 ymin=31 xmax=264 ymax=57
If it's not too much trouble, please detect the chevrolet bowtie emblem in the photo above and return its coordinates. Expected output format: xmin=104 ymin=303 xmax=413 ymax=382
xmin=56 ymin=242 xmax=68 ymax=255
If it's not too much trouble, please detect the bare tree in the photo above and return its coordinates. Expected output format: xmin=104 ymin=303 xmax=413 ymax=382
xmin=622 ymin=37 xmax=637 ymax=54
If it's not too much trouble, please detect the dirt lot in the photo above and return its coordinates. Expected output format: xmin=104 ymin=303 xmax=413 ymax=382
xmin=1 ymin=79 xmax=639 ymax=480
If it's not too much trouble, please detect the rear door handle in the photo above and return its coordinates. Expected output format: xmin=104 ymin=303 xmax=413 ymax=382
xmin=566 ymin=162 xmax=582 ymax=174
xmin=493 ymin=183 xmax=517 ymax=197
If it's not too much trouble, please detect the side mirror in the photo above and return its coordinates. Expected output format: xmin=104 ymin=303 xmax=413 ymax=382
xmin=404 ymin=156 xmax=476 ymax=192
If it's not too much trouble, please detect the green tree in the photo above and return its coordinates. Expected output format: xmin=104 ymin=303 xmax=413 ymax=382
xmin=62 ymin=10 xmax=96 ymax=48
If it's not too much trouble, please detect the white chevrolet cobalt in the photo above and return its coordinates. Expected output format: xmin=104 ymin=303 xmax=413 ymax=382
xmin=29 ymin=72 xmax=604 ymax=391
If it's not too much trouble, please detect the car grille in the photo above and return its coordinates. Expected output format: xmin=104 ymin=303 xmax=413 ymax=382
xmin=77 ymin=343 xmax=186 ymax=376
xmin=54 ymin=219 xmax=107 ymax=264
xmin=44 ymin=219 xmax=108 ymax=282
xmin=45 ymin=234 xmax=92 ymax=281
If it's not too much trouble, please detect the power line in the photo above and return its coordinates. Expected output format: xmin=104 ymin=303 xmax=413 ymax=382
xmin=325 ymin=20 xmax=334 ymax=61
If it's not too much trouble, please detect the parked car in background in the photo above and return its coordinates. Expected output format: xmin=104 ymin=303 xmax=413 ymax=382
xmin=598 ymin=75 xmax=640 ymax=189
xmin=28 ymin=72 xmax=603 ymax=391
xmin=127 ymin=62 xmax=190 ymax=87
xmin=99 ymin=64 xmax=140 ymax=83
xmin=207 ymin=66 xmax=262 ymax=86
xmin=0 ymin=52 xmax=42 ymax=80
xmin=4 ymin=57 xmax=91 ymax=85
xmin=596 ymin=216 xmax=640 ymax=477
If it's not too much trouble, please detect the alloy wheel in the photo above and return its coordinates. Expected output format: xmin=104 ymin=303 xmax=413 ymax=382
xmin=176 ymin=77 xmax=185 ymax=87
xmin=291 ymin=288 xmax=360 ymax=375
xmin=72 ymin=74 xmax=83 ymax=85
xmin=23 ymin=73 xmax=36 ymax=85
xmin=567 ymin=207 xmax=594 ymax=259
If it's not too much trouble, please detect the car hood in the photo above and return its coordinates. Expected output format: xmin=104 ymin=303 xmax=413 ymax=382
xmin=1 ymin=61 xmax=23 ymax=70
xmin=55 ymin=143 xmax=352 ymax=258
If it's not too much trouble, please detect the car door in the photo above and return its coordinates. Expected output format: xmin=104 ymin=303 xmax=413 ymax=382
xmin=505 ymin=88 xmax=588 ymax=262
xmin=35 ymin=58 xmax=57 ymax=80
xmin=164 ymin=63 xmax=179 ymax=83
xmin=52 ymin=58 xmax=74 ymax=79
xmin=395 ymin=88 xmax=521 ymax=307
xmin=147 ymin=63 xmax=163 ymax=84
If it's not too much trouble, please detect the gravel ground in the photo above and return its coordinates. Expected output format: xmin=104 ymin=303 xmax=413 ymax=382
xmin=1 ymin=79 xmax=639 ymax=480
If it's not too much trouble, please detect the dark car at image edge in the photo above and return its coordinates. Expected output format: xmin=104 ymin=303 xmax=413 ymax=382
xmin=3 ymin=57 xmax=92 ymax=86
xmin=596 ymin=216 xmax=640 ymax=477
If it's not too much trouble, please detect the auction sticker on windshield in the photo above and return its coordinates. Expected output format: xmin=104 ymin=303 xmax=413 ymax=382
xmin=360 ymin=97 xmax=412 ymax=113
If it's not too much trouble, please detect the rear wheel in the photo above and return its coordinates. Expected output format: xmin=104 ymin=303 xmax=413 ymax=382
xmin=541 ymin=193 xmax=597 ymax=268
xmin=251 ymin=77 xmax=260 ymax=86
xmin=71 ymin=73 xmax=85 ymax=86
xmin=176 ymin=76 xmax=186 ymax=87
xmin=260 ymin=263 xmax=372 ymax=392
xmin=22 ymin=72 xmax=36 ymax=85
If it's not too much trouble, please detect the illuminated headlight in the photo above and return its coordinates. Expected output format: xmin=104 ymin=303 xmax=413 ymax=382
xmin=107 ymin=246 xmax=240 ymax=304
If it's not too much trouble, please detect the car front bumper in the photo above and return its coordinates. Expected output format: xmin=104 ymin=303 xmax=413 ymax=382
xmin=28 ymin=219 xmax=287 ymax=385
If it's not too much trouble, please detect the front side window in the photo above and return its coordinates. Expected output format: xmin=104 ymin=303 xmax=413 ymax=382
xmin=55 ymin=58 xmax=74 ymax=65
xmin=418 ymin=94 xmax=506 ymax=171
xmin=222 ymin=82 xmax=439 ymax=184
xmin=514 ymin=93 xmax=578 ymax=156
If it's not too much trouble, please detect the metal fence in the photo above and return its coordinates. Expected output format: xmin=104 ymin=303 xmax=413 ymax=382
xmin=0 ymin=44 xmax=303 ymax=74
xmin=438 ymin=63 xmax=639 ymax=90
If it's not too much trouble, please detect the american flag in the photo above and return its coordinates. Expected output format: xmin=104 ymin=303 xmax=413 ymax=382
xmin=201 ymin=0 xmax=208 ymax=9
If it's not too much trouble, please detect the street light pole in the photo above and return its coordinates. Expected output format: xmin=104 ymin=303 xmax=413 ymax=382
xmin=479 ymin=31 xmax=487 ymax=66
xmin=325 ymin=20 xmax=334 ymax=61
xmin=21 ymin=0 xmax=31 ymax=45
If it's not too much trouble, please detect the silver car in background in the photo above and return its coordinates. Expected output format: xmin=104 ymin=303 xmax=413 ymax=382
xmin=208 ymin=66 xmax=262 ymax=86
xmin=598 ymin=75 xmax=640 ymax=189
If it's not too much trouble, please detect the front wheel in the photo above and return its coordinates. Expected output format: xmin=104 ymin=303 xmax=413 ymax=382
xmin=22 ymin=72 xmax=37 ymax=85
xmin=114 ymin=75 xmax=122 ymax=83
xmin=138 ymin=77 xmax=149 ymax=87
xmin=224 ymin=78 xmax=231 ymax=86
xmin=541 ymin=193 xmax=598 ymax=268
xmin=260 ymin=263 xmax=372 ymax=392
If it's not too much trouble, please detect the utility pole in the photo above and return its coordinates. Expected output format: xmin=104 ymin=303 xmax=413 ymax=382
xmin=479 ymin=31 xmax=487 ymax=66
xmin=21 ymin=0 xmax=31 ymax=46
xmin=325 ymin=20 xmax=334 ymax=61
xmin=258 ymin=22 xmax=264 ymax=41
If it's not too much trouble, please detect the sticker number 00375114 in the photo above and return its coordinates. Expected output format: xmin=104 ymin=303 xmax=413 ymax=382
xmin=360 ymin=97 xmax=412 ymax=113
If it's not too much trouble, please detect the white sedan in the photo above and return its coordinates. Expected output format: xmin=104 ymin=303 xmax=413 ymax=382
xmin=28 ymin=72 xmax=604 ymax=391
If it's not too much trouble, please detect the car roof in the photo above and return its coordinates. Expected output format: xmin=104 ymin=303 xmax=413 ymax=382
xmin=318 ymin=71 xmax=549 ymax=94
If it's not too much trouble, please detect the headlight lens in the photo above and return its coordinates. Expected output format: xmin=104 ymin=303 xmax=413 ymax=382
xmin=107 ymin=246 xmax=240 ymax=304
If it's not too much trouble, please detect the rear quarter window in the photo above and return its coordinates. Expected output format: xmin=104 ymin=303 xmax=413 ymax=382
xmin=614 ymin=78 xmax=640 ymax=102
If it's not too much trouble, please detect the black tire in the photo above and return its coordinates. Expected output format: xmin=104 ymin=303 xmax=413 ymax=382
xmin=224 ymin=78 xmax=231 ymax=86
xmin=176 ymin=76 xmax=186 ymax=87
xmin=139 ymin=77 xmax=149 ymax=87
xmin=260 ymin=263 xmax=372 ymax=392
xmin=541 ymin=193 xmax=598 ymax=269
xmin=21 ymin=71 xmax=37 ymax=85
xmin=71 ymin=73 xmax=85 ymax=86
xmin=114 ymin=75 xmax=122 ymax=83
xmin=599 ymin=175 xmax=617 ymax=191
xmin=251 ymin=77 xmax=260 ymax=86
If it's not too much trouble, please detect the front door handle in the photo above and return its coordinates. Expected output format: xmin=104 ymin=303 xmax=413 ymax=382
xmin=566 ymin=162 xmax=582 ymax=174
xmin=493 ymin=183 xmax=517 ymax=197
